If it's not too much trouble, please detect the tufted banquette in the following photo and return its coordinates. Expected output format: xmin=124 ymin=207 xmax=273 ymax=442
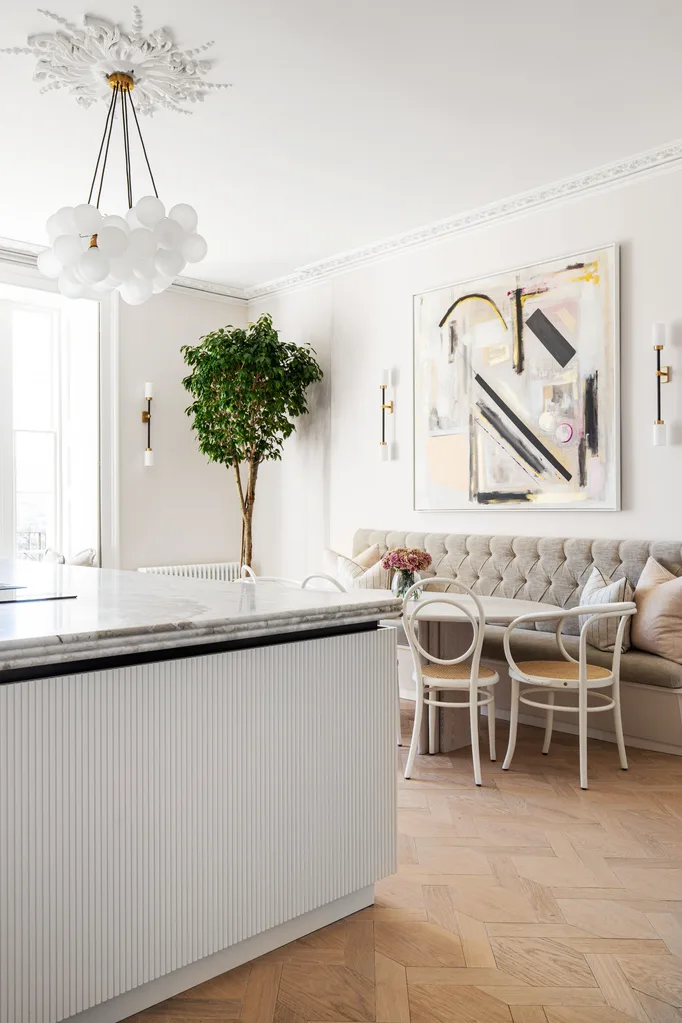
xmin=353 ymin=529 xmax=682 ymax=690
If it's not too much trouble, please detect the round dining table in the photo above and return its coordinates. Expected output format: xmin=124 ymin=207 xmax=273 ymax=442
xmin=384 ymin=593 xmax=558 ymax=755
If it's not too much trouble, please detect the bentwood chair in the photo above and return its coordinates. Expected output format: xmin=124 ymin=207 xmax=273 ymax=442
xmin=502 ymin=601 xmax=637 ymax=789
xmin=239 ymin=566 xmax=346 ymax=591
xmin=402 ymin=577 xmax=499 ymax=786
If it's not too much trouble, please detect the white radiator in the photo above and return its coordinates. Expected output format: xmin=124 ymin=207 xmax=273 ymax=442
xmin=138 ymin=561 xmax=241 ymax=582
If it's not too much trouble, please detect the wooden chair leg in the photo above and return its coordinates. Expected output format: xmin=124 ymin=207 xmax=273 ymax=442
xmin=579 ymin=682 xmax=588 ymax=790
xmin=542 ymin=691 xmax=554 ymax=755
xmin=404 ymin=676 xmax=423 ymax=779
xmin=502 ymin=677 xmax=520 ymax=771
xmin=613 ymin=680 xmax=628 ymax=771
xmin=487 ymin=689 xmax=496 ymax=762
xmin=470 ymin=687 xmax=482 ymax=786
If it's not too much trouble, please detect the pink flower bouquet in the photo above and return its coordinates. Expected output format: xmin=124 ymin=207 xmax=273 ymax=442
xmin=382 ymin=547 xmax=432 ymax=600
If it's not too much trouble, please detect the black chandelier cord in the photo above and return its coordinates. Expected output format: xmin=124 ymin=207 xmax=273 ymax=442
xmin=121 ymin=86 xmax=133 ymax=209
xmin=95 ymin=85 xmax=119 ymax=209
xmin=127 ymin=88 xmax=159 ymax=199
xmin=87 ymin=83 xmax=119 ymax=206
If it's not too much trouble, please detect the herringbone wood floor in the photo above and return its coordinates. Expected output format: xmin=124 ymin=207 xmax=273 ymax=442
xmin=129 ymin=704 xmax=682 ymax=1022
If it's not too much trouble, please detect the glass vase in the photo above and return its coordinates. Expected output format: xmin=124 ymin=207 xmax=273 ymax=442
xmin=392 ymin=569 xmax=422 ymax=601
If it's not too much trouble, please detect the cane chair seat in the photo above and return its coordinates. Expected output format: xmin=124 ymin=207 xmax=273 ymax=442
xmin=514 ymin=660 xmax=612 ymax=683
xmin=422 ymin=662 xmax=497 ymax=682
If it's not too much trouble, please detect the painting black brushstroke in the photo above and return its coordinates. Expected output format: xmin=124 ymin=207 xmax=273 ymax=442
xmin=526 ymin=309 xmax=577 ymax=368
xmin=476 ymin=401 xmax=547 ymax=476
xmin=584 ymin=372 xmax=599 ymax=455
xmin=578 ymin=436 xmax=587 ymax=487
xmin=513 ymin=288 xmax=524 ymax=374
xmin=475 ymin=373 xmax=573 ymax=482
xmin=438 ymin=293 xmax=507 ymax=330
xmin=476 ymin=491 xmax=533 ymax=504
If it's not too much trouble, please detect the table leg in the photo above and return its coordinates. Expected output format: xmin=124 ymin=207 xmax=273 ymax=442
xmin=438 ymin=621 xmax=480 ymax=754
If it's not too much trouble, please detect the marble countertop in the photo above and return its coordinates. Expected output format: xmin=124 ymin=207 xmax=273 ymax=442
xmin=0 ymin=560 xmax=401 ymax=674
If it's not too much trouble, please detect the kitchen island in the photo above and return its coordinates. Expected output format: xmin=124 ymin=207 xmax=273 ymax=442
xmin=0 ymin=562 xmax=400 ymax=1023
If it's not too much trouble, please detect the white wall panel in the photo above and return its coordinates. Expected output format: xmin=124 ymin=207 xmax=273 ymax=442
xmin=0 ymin=628 xmax=397 ymax=1023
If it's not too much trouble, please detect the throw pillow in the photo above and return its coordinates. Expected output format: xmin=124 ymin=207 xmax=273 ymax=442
xmin=68 ymin=548 xmax=97 ymax=567
xmin=324 ymin=543 xmax=381 ymax=578
xmin=632 ymin=557 xmax=682 ymax=664
xmin=336 ymin=552 xmax=392 ymax=590
xmin=579 ymin=567 xmax=634 ymax=652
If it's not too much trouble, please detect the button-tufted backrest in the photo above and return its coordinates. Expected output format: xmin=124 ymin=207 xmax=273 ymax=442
xmin=352 ymin=530 xmax=682 ymax=634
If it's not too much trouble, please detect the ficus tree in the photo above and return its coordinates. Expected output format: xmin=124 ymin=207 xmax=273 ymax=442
xmin=181 ymin=313 xmax=323 ymax=568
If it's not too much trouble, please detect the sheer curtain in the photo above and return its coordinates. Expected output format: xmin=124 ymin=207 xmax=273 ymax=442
xmin=0 ymin=283 xmax=99 ymax=561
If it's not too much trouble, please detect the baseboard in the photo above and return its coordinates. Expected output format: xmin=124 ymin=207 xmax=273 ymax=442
xmin=487 ymin=706 xmax=682 ymax=757
xmin=67 ymin=886 xmax=374 ymax=1022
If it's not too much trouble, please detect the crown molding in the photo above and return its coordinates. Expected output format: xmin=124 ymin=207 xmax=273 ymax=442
xmin=0 ymin=238 xmax=247 ymax=304
xmin=245 ymin=137 xmax=682 ymax=300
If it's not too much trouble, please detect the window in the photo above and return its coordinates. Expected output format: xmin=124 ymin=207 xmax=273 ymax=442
xmin=0 ymin=284 xmax=99 ymax=561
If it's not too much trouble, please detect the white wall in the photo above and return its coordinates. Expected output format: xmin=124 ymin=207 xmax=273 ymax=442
xmin=248 ymin=286 xmax=332 ymax=576
xmin=255 ymin=168 xmax=682 ymax=576
xmin=118 ymin=289 xmax=247 ymax=569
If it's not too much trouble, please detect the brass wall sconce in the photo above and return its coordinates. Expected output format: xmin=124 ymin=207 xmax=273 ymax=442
xmin=653 ymin=324 xmax=671 ymax=446
xmin=380 ymin=368 xmax=394 ymax=461
xmin=142 ymin=382 xmax=154 ymax=466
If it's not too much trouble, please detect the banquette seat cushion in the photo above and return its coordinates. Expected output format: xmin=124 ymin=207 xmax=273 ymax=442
xmin=354 ymin=530 xmax=682 ymax=690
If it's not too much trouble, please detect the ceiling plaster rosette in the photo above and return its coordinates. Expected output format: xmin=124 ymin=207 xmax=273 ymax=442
xmin=1 ymin=6 xmax=230 ymax=114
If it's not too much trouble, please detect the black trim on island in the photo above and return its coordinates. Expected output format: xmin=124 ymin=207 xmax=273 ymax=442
xmin=0 ymin=619 xmax=382 ymax=685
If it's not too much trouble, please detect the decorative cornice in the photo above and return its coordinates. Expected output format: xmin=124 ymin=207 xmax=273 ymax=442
xmin=0 ymin=237 xmax=247 ymax=304
xmin=245 ymin=137 xmax=682 ymax=300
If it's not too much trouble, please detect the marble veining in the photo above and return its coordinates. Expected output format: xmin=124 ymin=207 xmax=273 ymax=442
xmin=0 ymin=561 xmax=401 ymax=672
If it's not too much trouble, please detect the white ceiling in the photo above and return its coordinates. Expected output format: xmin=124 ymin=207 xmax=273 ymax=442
xmin=1 ymin=0 xmax=682 ymax=291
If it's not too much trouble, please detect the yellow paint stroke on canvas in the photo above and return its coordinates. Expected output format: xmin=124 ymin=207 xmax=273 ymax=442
xmin=571 ymin=261 xmax=600 ymax=285
xmin=440 ymin=294 xmax=508 ymax=331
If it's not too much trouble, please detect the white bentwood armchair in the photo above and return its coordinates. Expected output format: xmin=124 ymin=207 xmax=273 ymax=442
xmin=402 ymin=577 xmax=499 ymax=786
xmin=501 ymin=601 xmax=637 ymax=789
xmin=240 ymin=566 xmax=346 ymax=591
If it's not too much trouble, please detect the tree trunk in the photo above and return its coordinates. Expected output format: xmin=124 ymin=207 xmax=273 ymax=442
xmin=233 ymin=458 xmax=259 ymax=569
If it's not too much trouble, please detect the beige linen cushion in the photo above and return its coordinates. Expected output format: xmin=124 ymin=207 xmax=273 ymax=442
xmin=632 ymin=558 xmax=682 ymax=664
xmin=579 ymin=567 xmax=633 ymax=652
xmin=336 ymin=552 xmax=391 ymax=590
xmin=324 ymin=543 xmax=381 ymax=578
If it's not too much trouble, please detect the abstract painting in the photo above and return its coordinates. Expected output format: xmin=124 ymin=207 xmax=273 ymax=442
xmin=413 ymin=246 xmax=619 ymax=510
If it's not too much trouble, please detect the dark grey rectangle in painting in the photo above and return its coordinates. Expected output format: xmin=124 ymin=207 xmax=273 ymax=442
xmin=526 ymin=309 xmax=577 ymax=368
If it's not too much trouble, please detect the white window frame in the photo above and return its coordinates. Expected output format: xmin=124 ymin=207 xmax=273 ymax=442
xmin=0 ymin=253 xmax=120 ymax=567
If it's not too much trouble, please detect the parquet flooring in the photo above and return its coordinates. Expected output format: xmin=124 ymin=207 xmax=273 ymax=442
xmin=128 ymin=705 xmax=682 ymax=1023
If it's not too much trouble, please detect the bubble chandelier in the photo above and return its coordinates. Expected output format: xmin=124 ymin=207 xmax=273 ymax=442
xmin=3 ymin=8 xmax=229 ymax=304
xmin=38 ymin=72 xmax=207 ymax=303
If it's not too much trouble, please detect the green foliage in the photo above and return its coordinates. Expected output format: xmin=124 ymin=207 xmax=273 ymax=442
xmin=181 ymin=313 xmax=323 ymax=469
xmin=181 ymin=313 xmax=323 ymax=565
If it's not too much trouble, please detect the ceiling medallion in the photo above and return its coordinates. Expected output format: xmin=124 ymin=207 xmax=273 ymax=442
xmin=2 ymin=7 xmax=230 ymax=115
xmin=3 ymin=8 xmax=229 ymax=304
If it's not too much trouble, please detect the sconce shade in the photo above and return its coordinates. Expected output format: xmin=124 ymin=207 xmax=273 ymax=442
xmin=653 ymin=422 xmax=667 ymax=446
xmin=144 ymin=449 xmax=154 ymax=467
xmin=144 ymin=381 xmax=154 ymax=399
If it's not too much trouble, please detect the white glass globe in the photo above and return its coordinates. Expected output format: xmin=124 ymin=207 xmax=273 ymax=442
xmin=128 ymin=228 xmax=157 ymax=259
xmin=152 ymin=274 xmax=173 ymax=294
xmin=168 ymin=203 xmax=198 ymax=233
xmin=97 ymin=226 xmax=128 ymax=258
xmin=46 ymin=213 xmax=63 ymax=243
xmin=154 ymin=248 xmax=185 ymax=278
xmin=153 ymin=217 xmax=184 ymax=250
xmin=53 ymin=233 xmax=84 ymax=267
xmin=52 ymin=206 xmax=78 ymax=237
xmin=182 ymin=233 xmax=208 ymax=263
xmin=74 ymin=203 xmax=103 ymax=236
xmin=37 ymin=248 xmax=63 ymax=279
xmin=78 ymin=247 xmax=110 ymax=284
xmin=102 ymin=215 xmax=130 ymax=234
xmin=58 ymin=272 xmax=85 ymax=299
xmin=126 ymin=207 xmax=142 ymax=231
xmin=108 ymin=253 xmax=134 ymax=282
xmin=120 ymin=278 xmax=153 ymax=305
xmin=135 ymin=195 xmax=165 ymax=227
xmin=132 ymin=257 xmax=157 ymax=280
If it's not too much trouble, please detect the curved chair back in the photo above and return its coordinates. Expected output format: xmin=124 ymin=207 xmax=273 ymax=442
xmin=402 ymin=577 xmax=487 ymax=686
xmin=240 ymin=567 xmax=345 ymax=591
